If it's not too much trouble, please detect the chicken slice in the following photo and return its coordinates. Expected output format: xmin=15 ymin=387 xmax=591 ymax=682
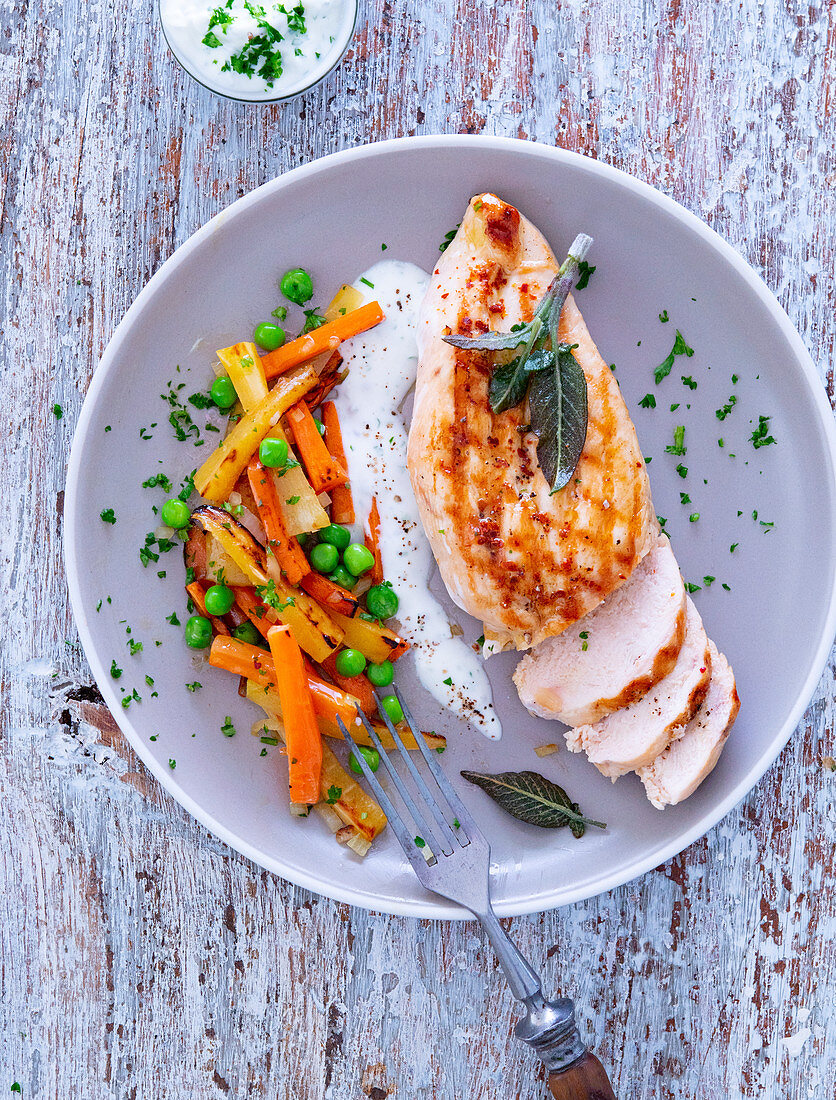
xmin=566 ymin=597 xmax=711 ymax=778
xmin=408 ymin=193 xmax=658 ymax=651
xmin=638 ymin=643 xmax=740 ymax=808
xmin=513 ymin=535 xmax=686 ymax=727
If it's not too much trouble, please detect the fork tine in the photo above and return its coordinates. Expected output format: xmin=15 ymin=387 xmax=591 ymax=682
xmin=373 ymin=692 xmax=462 ymax=852
xmin=392 ymin=685 xmax=483 ymax=841
xmin=350 ymin=709 xmax=446 ymax=858
xmin=337 ymin=716 xmax=434 ymax=873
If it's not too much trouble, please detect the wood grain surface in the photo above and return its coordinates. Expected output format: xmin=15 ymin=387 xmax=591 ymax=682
xmin=2 ymin=0 xmax=835 ymax=1096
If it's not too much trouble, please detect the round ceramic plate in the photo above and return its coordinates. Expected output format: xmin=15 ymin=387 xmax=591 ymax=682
xmin=65 ymin=137 xmax=836 ymax=917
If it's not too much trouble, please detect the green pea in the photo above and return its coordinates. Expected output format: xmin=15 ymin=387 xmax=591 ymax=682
xmin=310 ymin=542 xmax=339 ymax=574
xmin=233 ymin=621 xmax=261 ymax=645
xmin=335 ymin=648 xmax=366 ymax=678
xmin=328 ymin=565 xmax=357 ymax=590
xmin=210 ymin=375 xmax=237 ymax=409
xmin=160 ymin=498 xmax=190 ymax=529
xmin=366 ymin=583 xmax=399 ymax=620
xmin=185 ymin=615 xmax=212 ymax=649
xmin=253 ymin=321 xmax=286 ymax=351
xmin=319 ymin=523 xmax=351 ymax=551
xmin=204 ymin=584 xmax=235 ymax=616
xmin=349 ymin=745 xmax=380 ymax=775
xmin=379 ymin=693 xmax=404 ymax=725
xmin=280 ymin=268 xmax=314 ymax=305
xmin=259 ymin=437 xmax=289 ymax=468
xmin=343 ymin=542 xmax=375 ymax=577
xmin=367 ymin=660 xmax=394 ymax=687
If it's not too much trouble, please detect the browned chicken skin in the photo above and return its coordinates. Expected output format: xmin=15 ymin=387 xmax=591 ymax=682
xmin=408 ymin=193 xmax=658 ymax=651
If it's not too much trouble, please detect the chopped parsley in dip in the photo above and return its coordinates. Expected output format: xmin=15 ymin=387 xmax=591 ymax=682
xmin=160 ymin=0 xmax=356 ymax=101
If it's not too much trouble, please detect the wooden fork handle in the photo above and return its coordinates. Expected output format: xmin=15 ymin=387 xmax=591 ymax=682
xmin=547 ymin=1050 xmax=617 ymax=1099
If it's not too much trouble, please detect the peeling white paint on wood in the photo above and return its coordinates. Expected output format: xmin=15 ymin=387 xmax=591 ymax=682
xmin=1 ymin=0 xmax=835 ymax=1096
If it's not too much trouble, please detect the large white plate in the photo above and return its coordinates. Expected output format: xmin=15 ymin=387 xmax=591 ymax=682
xmin=65 ymin=136 xmax=836 ymax=917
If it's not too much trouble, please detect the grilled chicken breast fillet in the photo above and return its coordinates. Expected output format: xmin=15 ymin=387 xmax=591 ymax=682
xmin=408 ymin=194 xmax=657 ymax=651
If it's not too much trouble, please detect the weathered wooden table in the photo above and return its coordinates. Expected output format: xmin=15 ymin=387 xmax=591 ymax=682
xmin=2 ymin=0 xmax=834 ymax=1095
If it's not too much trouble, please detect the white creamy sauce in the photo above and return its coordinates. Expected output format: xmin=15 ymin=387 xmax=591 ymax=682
xmin=337 ymin=260 xmax=502 ymax=740
xmin=160 ymin=0 xmax=354 ymax=101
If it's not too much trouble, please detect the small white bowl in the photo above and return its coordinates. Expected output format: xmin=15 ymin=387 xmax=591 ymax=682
xmin=158 ymin=0 xmax=358 ymax=104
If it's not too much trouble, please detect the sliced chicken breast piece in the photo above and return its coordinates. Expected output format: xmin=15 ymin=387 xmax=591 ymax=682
xmin=513 ymin=535 xmax=686 ymax=726
xmin=407 ymin=193 xmax=658 ymax=651
xmin=566 ymin=596 xmax=711 ymax=778
xmin=638 ymin=642 xmax=740 ymax=808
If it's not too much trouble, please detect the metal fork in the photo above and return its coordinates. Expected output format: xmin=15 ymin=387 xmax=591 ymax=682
xmin=337 ymin=688 xmax=617 ymax=1100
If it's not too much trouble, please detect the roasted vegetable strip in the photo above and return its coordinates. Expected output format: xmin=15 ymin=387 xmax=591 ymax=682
xmin=365 ymin=497 xmax=384 ymax=584
xmin=262 ymin=425 xmax=329 ymax=536
xmin=247 ymin=457 xmax=310 ymax=586
xmin=217 ymin=342 xmax=269 ymax=411
xmin=321 ymin=402 xmax=354 ymax=524
xmin=244 ymin=676 xmax=446 ymax=753
xmin=299 ymin=572 xmax=361 ymax=617
xmin=267 ymin=626 xmax=322 ymax=805
xmin=261 ymin=302 xmax=385 ymax=379
xmin=233 ymin=582 xmax=342 ymax=663
xmin=285 ymin=401 xmax=348 ymax=493
xmin=324 ymin=283 xmax=364 ymax=322
xmin=191 ymin=507 xmax=269 ymax=586
xmin=303 ymin=353 xmax=347 ymax=409
xmin=194 ymin=363 xmax=318 ymax=504
xmin=328 ymin=608 xmax=409 ymax=664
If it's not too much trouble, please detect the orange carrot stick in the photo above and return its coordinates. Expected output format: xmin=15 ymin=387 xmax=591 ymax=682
xmin=321 ymin=401 xmax=354 ymax=524
xmin=261 ymin=302 xmax=384 ymax=380
xmin=246 ymin=457 xmax=310 ymax=586
xmin=365 ymin=496 xmax=384 ymax=584
xmin=285 ymin=402 xmax=348 ymax=493
xmin=267 ymin=626 xmax=322 ymax=805
xmin=299 ymin=572 xmax=360 ymax=617
xmin=209 ymin=636 xmax=364 ymax=732
xmin=320 ymin=654 xmax=376 ymax=716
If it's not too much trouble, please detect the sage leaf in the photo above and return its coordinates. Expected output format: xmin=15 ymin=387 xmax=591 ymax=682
xmin=487 ymin=316 xmax=545 ymax=413
xmin=528 ymin=343 xmax=588 ymax=492
xmin=461 ymin=769 xmax=605 ymax=837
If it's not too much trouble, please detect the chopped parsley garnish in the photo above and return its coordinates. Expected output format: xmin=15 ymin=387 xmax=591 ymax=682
xmin=730 ymin=543 xmax=738 ymax=552
xmin=128 ymin=639 xmax=143 ymax=655
xmin=256 ymin=579 xmax=296 ymax=612
xmin=188 ymin=391 xmax=214 ymax=409
xmin=359 ymin=277 xmax=375 ymax=289
xmin=731 ymin=373 xmax=739 ymax=384
xmin=53 ymin=403 xmax=63 ymax=419
xmin=684 ymin=581 xmax=701 ymax=593
xmin=325 ymin=785 xmax=342 ymax=804
xmin=670 ymin=403 xmax=680 ymax=412
xmin=665 ymin=425 xmax=686 ymax=456
xmin=185 ymin=681 xmax=202 ymax=692
xmin=638 ymin=393 xmax=656 ymax=409
xmin=145 ymin=675 xmax=155 ymax=687
xmin=271 ymin=305 xmax=288 ymax=321
xmin=675 ymin=464 xmax=688 ymax=478
xmin=715 ymin=394 xmax=737 ymax=421
xmin=442 ymin=676 xmax=453 ymax=686
xmin=202 ymin=30 xmax=223 ymax=48
xmin=703 ymin=576 xmax=715 ymax=586
xmin=286 ymin=495 xmax=300 ymax=505
xmin=679 ymin=492 xmax=691 ymax=504
xmin=260 ymin=735 xmax=279 ymax=745
xmin=750 ymin=414 xmax=776 ymax=449
xmin=100 ymin=508 xmax=116 ymax=525
xmin=414 ymin=836 xmax=426 ymax=849
xmin=658 ymin=309 xmax=669 ymax=323
xmin=302 ymin=307 xmax=327 ymax=333
xmin=681 ymin=375 xmax=697 ymax=390
xmin=575 ymin=260 xmax=596 ymax=290
xmin=689 ymin=512 xmax=700 ymax=523
xmin=438 ymin=225 xmax=459 ymax=253
xmin=166 ymin=612 xmax=181 ymax=626
xmin=579 ymin=630 xmax=589 ymax=652
xmin=208 ymin=5 xmax=235 ymax=32
xmin=654 ymin=329 xmax=694 ymax=384
xmin=168 ymin=758 xmax=176 ymax=770
xmin=143 ymin=472 xmax=173 ymax=491
xmin=110 ymin=660 xmax=123 ymax=679
xmin=221 ymin=716 xmax=236 ymax=738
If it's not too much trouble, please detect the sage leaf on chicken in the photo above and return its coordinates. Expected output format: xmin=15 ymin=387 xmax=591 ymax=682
xmin=443 ymin=233 xmax=593 ymax=491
